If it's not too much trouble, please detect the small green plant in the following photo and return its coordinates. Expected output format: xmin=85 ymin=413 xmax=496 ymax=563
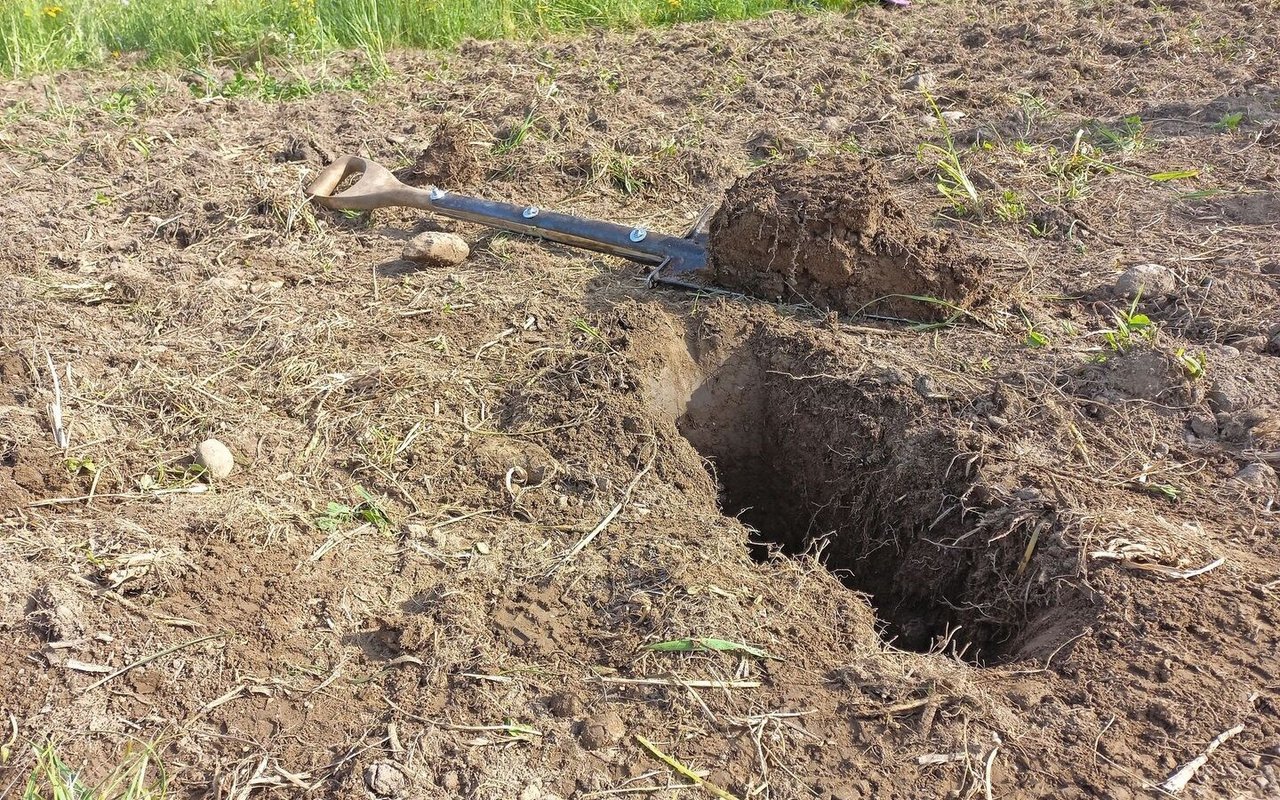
xmin=602 ymin=151 xmax=645 ymax=195
xmin=1102 ymin=295 xmax=1155 ymax=352
xmin=64 ymin=456 xmax=99 ymax=476
xmin=315 ymin=486 xmax=393 ymax=534
xmin=1214 ymin=111 xmax=1245 ymax=132
xmin=1045 ymin=130 xmax=1098 ymax=200
xmin=1174 ymin=347 xmax=1206 ymax=380
xmin=1141 ymin=481 xmax=1182 ymax=501
xmin=994 ymin=190 xmax=1027 ymax=222
xmin=23 ymin=738 xmax=167 ymax=800
xmin=492 ymin=110 xmax=537 ymax=156
xmin=1091 ymin=115 xmax=1145 ymax=154
xmin=918 ymin=92 xmax=982 ymax=218
xmin=1025 ymin=328 xmax=1050 ymax=348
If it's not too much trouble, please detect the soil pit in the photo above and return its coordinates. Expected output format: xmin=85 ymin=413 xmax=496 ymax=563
xmin=656 ymin=322 xmax=1055 ymax=665
xmin=708 ymin=155 xmax=991 ymax=320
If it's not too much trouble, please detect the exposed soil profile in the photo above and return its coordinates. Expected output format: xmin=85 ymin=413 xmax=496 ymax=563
xmin=708 ymin=155 xmax=992 ymax=319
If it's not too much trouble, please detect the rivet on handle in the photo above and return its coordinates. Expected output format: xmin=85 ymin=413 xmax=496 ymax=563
xmin=629 ymin=227 xmax=648 ymax=243
xmin=522 ymin=206 xmax=540 ymax=219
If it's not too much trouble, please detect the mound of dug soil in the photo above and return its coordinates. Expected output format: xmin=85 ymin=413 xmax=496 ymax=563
xmin=709 ymin=155 xmax=991 ymax=319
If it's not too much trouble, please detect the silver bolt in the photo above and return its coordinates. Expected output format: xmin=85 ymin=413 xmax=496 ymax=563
xmin=522 ymin=206 xmax=540 ymax=219
xmin=629 ymin=227 xmax=648 ymax=243
xmin=428 ymin=187 xmax=446 ymax=201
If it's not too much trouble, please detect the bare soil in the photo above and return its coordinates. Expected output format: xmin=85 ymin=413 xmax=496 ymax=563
xmin=2 ymin=1 xmax=1280 ymax=798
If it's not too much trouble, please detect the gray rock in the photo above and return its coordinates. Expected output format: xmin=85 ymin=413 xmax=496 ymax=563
xmin=194 ymin=439 xmax=234 ymax=480
xmin=402 ymin=231 xmax=470 ymax=267
xmin=1231 ymin=462 xmax=1277 ymax=490
xmin=903 ymin=71 xmax=937 ymax=92
xmin=1114 ymin=263 xmax=1176 ymax=299
xmin=364 ymin=761 xmax=407 ymax=798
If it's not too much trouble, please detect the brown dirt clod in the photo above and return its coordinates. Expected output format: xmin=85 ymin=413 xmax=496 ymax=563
xmin=708 ymin=154 xmax=991 ymax=319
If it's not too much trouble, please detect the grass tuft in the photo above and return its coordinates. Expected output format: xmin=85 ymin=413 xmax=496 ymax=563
xmin=22 ymin=738 xmax=167 ymax=800
xmin=1 ymin=0 xmax=864 ymax=76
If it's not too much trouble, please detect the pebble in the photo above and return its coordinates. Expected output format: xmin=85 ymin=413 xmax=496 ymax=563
xmin=903 ymin=71 xmax=937 ymax=91
xmin=819 ymin=116 xmax=846 ymax=134
xmin=919 ymin=110 xmax=965 ymax=128
xmin=363 ymin=761 xmax=407 ymax=798
xmin=194 ymin=438 xmax=234 ymax=480
xmin=402 ymin=231 xmax=470 ymax=267
xmin=440 ymin=771 xmax=460 ymax=792
xmin=1114 ymin=263 xmax=1176 ymax=299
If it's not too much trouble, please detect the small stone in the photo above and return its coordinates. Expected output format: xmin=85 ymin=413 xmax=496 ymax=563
xmin=250 ymin=278 xmax=284 ymax=293
xmin=903 ymin=71 xmax=937 ymax=91
xmin=578 ymin=710 xmax=626 ymax=750
xmin=194 ymin=439 xmax=234 ymax=480
xmin=1209 ymin=344 xmax=1240 ymax=358
xmin=364 ymin=761 xmax=406 ymax=798
xmin=1189 ymin=413 xmax=1217 ymax=438
xmin=1114 ymin=263 xmax=1176 ymax=299
xmin=473 ymin=541 xmax=490 ymax=555
xmin=819 ymin=116 xmax=845 ymax=134
xmin=1236 ymin=335 xmax=1269 ymax=352
xmin=1232 ymin=462 xmax=1277 ymax=490
xmin=402 ymin=231 xmax=470 ymax=267
xmin=519 ymin=782 xmax=543 ymax=800
xmin=1239 ymin=753 xmax=1263 ymax=769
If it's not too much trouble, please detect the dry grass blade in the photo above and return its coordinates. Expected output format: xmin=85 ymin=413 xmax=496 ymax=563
xmin=80 ymin=633 xmax=225 ymax=693
xmin=635 ymin=735 xmax=740 ymax=800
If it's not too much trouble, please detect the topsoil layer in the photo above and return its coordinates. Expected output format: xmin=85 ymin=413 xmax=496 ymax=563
xmin=2 ymin=1 xmax=1280 ymax=799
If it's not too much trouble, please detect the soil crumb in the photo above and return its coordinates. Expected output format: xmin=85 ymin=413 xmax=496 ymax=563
xmin=708 ymin=154 xmax=991 ymax=319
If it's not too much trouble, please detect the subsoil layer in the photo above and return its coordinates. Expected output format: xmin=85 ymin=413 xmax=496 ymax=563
xmin=2 ymin=1 xmax=1280 ymax=799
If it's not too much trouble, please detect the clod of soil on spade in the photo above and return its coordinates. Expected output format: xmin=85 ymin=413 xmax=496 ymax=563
xmin=402 ymin=231 xmax=470 ymax=267
xmin=194 ymin=438 xmax=235 ymax=480
xmin=1114 ymin=262 xmax=1176 ymax=299
xmin=707 ymin=154 xmax=990 ymax=320
xmin=399 ymin=118 xmax=482 ymax=188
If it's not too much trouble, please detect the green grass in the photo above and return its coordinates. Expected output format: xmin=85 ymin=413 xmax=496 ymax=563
xmin=22 ymin=739 xmax=168 ymax=800
xmin=1 ymin=0 xmax=861 ymax=76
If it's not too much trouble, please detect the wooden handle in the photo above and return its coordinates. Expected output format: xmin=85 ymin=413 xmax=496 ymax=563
xmin=307 ymin=155 xmax=436 ymax=211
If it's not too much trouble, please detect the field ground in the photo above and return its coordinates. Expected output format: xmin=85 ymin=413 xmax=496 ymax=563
xmin=2 ymin=1 xmax=1280 ymax=798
